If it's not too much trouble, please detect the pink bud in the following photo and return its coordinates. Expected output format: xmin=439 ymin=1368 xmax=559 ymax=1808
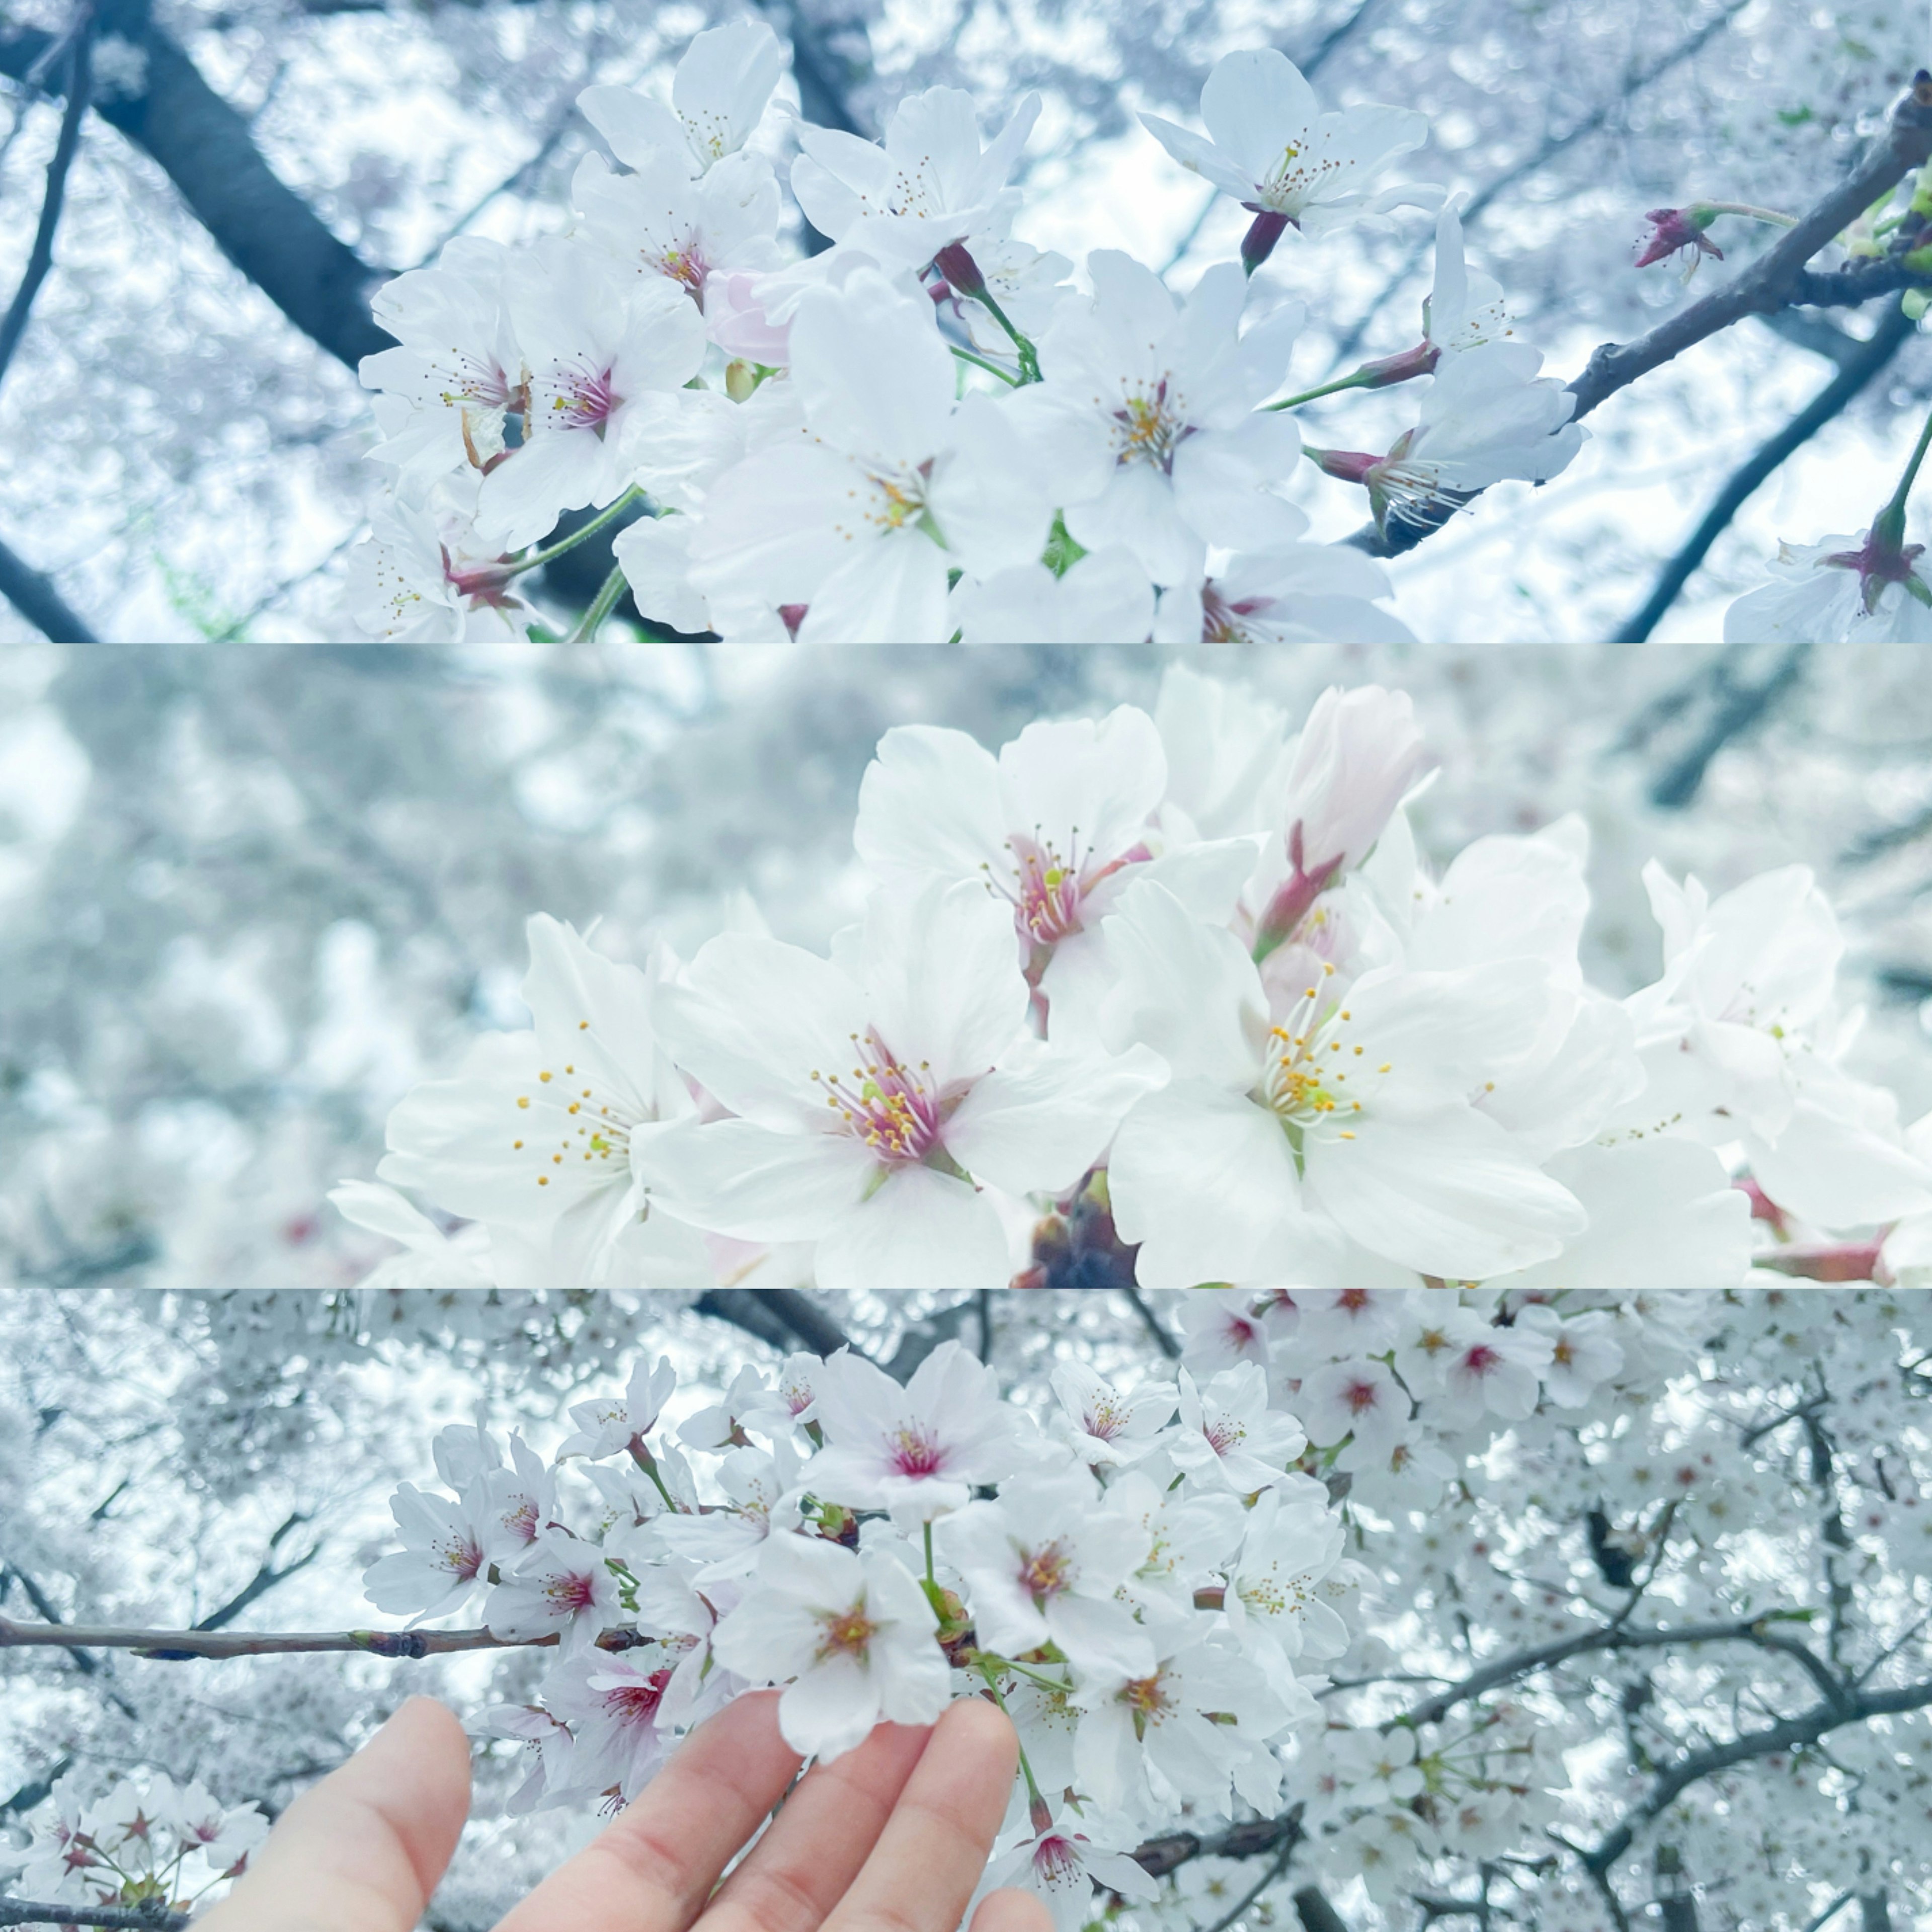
xmin=933 ymin=241 xmax=987 ymax=298
xmin=1635 ymin=207 xmax=1723 ymax=270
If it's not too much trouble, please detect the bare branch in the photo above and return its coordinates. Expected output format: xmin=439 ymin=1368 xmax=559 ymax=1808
xmin=1134 ymin=1808 xmax=1304 ymax=1879
xmin=694 ymin=1289 xmax=859 ymax=1361
xmin=1614 ymin=302 xmax=1915 ymax=641
xmin=0 ymin=1900 xmax=187 ymax=1931
xmin=0 ymin=1616 xmax=649 ymax=1660
xmin=1580 ymin=1673 xmax=1932 ymax=1877
xmin=1122 ymin=1287 xmax=1181 ymax=1359
xmin=1402 ymin=1613 xmax=1846 ymax=1728
xmin=0 ymin=531 xmax=98 ymax=642
xmin=0 ymin=7 xmax=91 ymax=397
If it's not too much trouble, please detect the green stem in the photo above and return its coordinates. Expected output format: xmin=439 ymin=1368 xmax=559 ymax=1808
xmin=977 ymin=1662 xmax=1045 ymax=1810
xmin=1697 ymin=201 xmax=1798 ymax=228
xmin=568 ymin=560 xmax=631 ymax=642
xmin=1880 ymin=397 xmax=1932 ymax=534
xmin=628 ymin=1442 xmax=679 ymax=1512
xmin=509 ymin=486 xmax=645 ymax=578
xmin=1265 ymin=368 xmax=1377 ymax=413
xmin=979 ymin=1653 xmax=1073 ymax=1696
xmin=924 ymin=1520 xmax=936 ymax=1589
xmin=972 ymin=286 xmax=1040 ymax=383
xmin=949 ymin=343 xmax=1022 ymax=387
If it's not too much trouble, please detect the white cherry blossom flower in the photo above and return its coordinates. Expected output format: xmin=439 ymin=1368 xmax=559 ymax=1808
xmin=1515 ymin=1306 xmax=1625 ymax=1407
xmin=377 ymin=915 xmax=712 ymax=1291
xmin=481 ymin=239 xmax=707 ymax=549
xmin=347 ymin=495 xmax=534 ymax=644
xmin=570 ymin=147 xmax=783 ymax=320
xmin=1296 ymin=1357 xmax=1411 ymax=1454
xmin=934 ymin=1470 xmax=1156 ymax=1673
xmin=791 ymin=87 xmax=1042 ymax=271
xmin=1169 ymin=1362 xmax=1308 ymax=1492
xmin=540 ymin=1644 xmax=683 ymax=1804
xmin=1100 ymin=879 xmax=1588 ymax=1285
xmin=578 ymin=19 xmax=786 ymax=177
xmin=1723 ymin=529 xmax=1932 ymax=642
xmin=360 ymin=237 xmax=522 ymax=488
xmin=690 ymin=270 xmax=1052 ymax=642
xmin=1176 ymin=1286 xmax=1293 ymax=1371
xmin=1432 ymin=1307 xmax=1554 ymax=1425
xmin=977 ymin=1813 xmax=1161 ymax=1932
xmin=853 ymin=706 xmax=1253 ymax=1038
xmin=1220 ymin=1484 xmax=1350 ymax=1670
xmin=1310 ymin=341 xmax=1582 ymax=539
xmin=634 ymin=880 xmax=1158 ymax=1293
xmin=328 ymin=1179 xmax=497 ymax=1289
xmin=1029 ymin=254 xmax=1304 ymax=586
xmin=362 ymin=1480 xmax=489 ymax=1622
xmin=1625 ymin=862 xmax=1932 ymax=1229
xmin=1049 ymin=1359 xmax=1177 ymax=1465
xmin=481 ymin=1701 xmax=577 ymax=1815
xmin=559 ymin=1355 xmax=678 ymax=1461
xmin=803 ymin=1340 xmax=1023 ymax=1520
xmin=487 ymin=1525 xmax=621 ymax=1656
xmin=709 ymin=1532 xmax=948 ymax=1760
xmin=1138 ymin=49 xmax=1436 ymax=241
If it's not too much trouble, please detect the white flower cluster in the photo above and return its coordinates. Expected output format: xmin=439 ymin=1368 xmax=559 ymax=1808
xmin=366 ymin=1340 xmax=1361 ymax=1925
xmin=8 ymin=1772 xmax=268 ymax=1917
xmin=348 ymin=24 xmax=1584 ymax=642
xmin=339 ymin=670 xmax=1932 ymax=1298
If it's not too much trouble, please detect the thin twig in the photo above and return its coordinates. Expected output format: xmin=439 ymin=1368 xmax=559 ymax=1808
xmin=1614 ymin=301 xmax=1916 ymax=641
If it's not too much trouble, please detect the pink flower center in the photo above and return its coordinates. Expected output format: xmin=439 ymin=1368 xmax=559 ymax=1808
xmin=1342 ymin=1378 xmax=1382 ymax=1415
xmin=544 ymin=1569 xmax=600 ymax=1613
xmin=1204 ymin=1415 xmax=1246 ymax=1457
xmin=548 ymin=360 xmax=621 ymax=435
xmin=812 ymin=1028 xmax=944 ymax=1164
xmin=888 ymin=1424 xmax=946 ymax=1476
xmin=437 ymin=1535 xmax=485 ymax=1580
xmin=501 ymin=1497 xmax=539 ymax=1543
xmin=817 ymin=1602 xmax=879 ymax=1659
xmin=603 ymin=1668 xmax=674 ymax=1724
xmin=1461 ymin=1344 xmax=1501 ymax=1378
xmin=1033 ymin=1835 xmax=1083 ymax=1884
xmin=1083 ymin=1396 xmax=1125 ymax=1440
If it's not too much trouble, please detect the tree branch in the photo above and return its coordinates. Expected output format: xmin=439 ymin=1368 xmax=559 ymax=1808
xmin=1133 ymin=1807 xmax=1304 ymax=1879
xmin=0 ymin=7 xmax=91 ymax=397
xmin=0 ymin=1901 xmax=187 ymax=1931
xmin=1614 ymin=301 xmax=1916 ymax=640
xmin=0 ymin=0 xmax=394 ymax=367
xmin=1345 ymin=70 xmax=1932 ymax=558
xmin=0 ymin=1616 xmax=651 ymax=1659
xmin=0 ymin=531 xmax=98 ymax=641
xmin=1122 ymin=1287 xmax=1181 ymax=1359
xmin=693 ymin=1289 xmax=858 ymax=1361
xmin=1647 ymin=641 xmax=1811 ymax=810
xmin=1402 ymin=1614 xmax=1845 ymax=1728
xmin=1580 ymin=1673 xmax=1932 ymax=1877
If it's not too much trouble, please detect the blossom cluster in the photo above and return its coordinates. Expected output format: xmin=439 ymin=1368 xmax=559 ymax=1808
xmin=369 ymin=1329 xmax=1586 ymax=1922
xmin=338 ymin=671 xmax=1932 ymax=1298
xmin=7 ymin=1772 xmax=268 ymax=1916
xmin=347 ymin=24 xmax=1585 ymax=642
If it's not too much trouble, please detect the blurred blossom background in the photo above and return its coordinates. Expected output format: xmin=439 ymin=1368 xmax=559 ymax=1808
xmin=7 ymin=0 xmax=1932 ymax=639
xmin=1 ymin=637 xmax=1930 ymax=1288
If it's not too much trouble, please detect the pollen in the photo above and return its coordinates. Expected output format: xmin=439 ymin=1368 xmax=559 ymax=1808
xmin=517 ymin=1096 xmax=530 ymax=1108
xmin=579 ymin=1020 xmax=589 ymax=1030
xmin=539 ymin=1072 xmax=552 ymax=1083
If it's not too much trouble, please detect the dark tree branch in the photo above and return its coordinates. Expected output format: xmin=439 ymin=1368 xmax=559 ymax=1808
xmin=1 ymin=1760 xmax=70 ymax=1818
xmin=0 ymin=0 xmax=394 ymax=368
xmin=0 ymin=1900 xmax=187 ymax=1931
xmin=1122 ymin=1286 xmax=1181 ymax=1359
xmin=1756 ymin=311 xmax=1868 ymax=368
xmin=694 ymin=1289 xmax=859 ymax=1361
xmin=0 ymin=532 xmax=98 ymax=641
xmin=0 ymin=1615 xmax=651 ymax=1659
xmin=0 ymin=8 xmax=91 ymax=396
xmin=1133 ymin=1807 xmax=1304 ymax=1878
xmin=1320 ymin=0 xmax=1749 ymax=375
xmin=1345 ymin=71 xmax=1932 ymax=558
xmin=1294 ymin=1887 xmax=1351 ymax=1932
xmin=1580 ymin=1672 xmax=1932 ymax=1877
xmin=1402 ymin=1613 xmax=1846 ymax=1728
xmin=1647 ymin=641 xmax=1810 ymax=809
xmin=1614 ymin=301 xmax=1916 ymax=641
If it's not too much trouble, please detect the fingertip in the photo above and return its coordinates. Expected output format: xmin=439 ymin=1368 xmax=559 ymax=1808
xmin=970 ymin=1887 xmax=1055 ymax=1932
xmin=934 ymin=1692 xmax=1019 ymax=1773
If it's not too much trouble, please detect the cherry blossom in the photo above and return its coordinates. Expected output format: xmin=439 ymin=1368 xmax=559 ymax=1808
xmin=709 ymin=1532 xmax=949 ymax=1759
xmin=577 ymin=19 xmax=786 ymax=178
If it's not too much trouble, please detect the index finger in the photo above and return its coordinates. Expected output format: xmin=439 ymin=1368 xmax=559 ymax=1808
xmin=196 ymin=1697 xmax=471 ymax=1932
xmin=494 ymin=1689 xmax=801 ymax=1932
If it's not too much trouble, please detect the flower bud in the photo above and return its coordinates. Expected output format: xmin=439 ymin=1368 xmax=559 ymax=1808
xmin=1634 ymin=206 xmax=1724 ymax=271
xmin=724 ymin=358 xmax=760 ymax=403
xmin=933 ymin=241 xmax=988 ymax=298
xmin=1240 ymin=208 xmax=1292 ymax=275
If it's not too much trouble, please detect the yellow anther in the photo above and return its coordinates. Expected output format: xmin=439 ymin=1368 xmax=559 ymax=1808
xmin=517 ymin=1096 xmax=530 ymax=1108
xmin=537 ymin=1175 xmax=549 ymax=1185
xmin=539 ymin=1071 xmax=552 ymax=1083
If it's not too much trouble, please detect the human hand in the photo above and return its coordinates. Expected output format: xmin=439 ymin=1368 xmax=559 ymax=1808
xmin=196 ymin=1691 xmax=1055 ymax=1932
